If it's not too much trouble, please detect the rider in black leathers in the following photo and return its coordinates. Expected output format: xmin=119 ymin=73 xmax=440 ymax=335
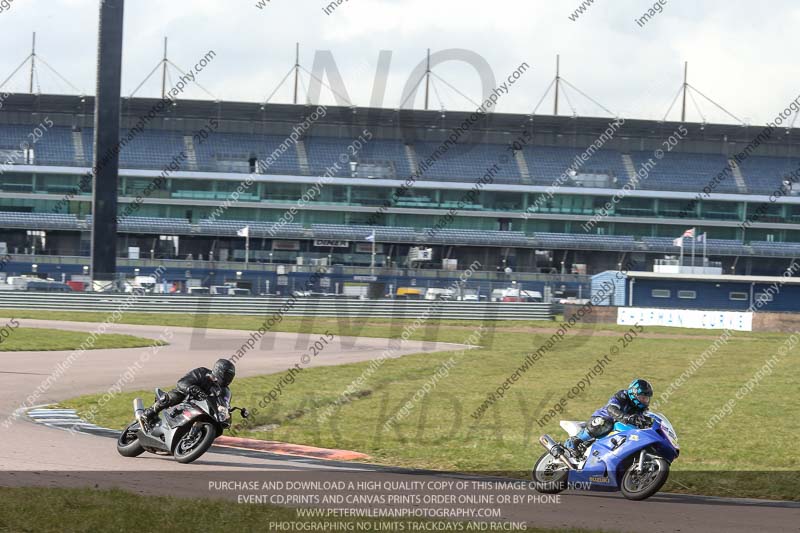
xmin=143 ymin=359 xmax=236 ymax=422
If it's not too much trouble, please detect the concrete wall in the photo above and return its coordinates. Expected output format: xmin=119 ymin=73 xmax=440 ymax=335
xmin=565 ymin=303 xmax=618 ymax=323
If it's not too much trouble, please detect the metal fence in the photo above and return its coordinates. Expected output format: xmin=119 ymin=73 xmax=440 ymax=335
xmin=0 ymin=292 xmax=556 ymax=321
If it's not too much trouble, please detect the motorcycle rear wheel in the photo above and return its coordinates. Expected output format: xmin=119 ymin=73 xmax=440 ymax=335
xmin=531 ymin=452 xmax=568 ymax=494
xmin=173 ymin=422 xmax=216 ymax=464
xmin=116 ymin=421 xmax=145 ymax=457
xmin=620 ymin=455 xmax=669 ymax=501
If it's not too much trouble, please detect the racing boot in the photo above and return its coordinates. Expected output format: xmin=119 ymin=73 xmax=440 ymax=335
xmin=563 ymin=428 xmax=591 ymax=459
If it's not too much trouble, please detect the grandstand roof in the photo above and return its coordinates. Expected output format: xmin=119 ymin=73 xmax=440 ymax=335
xmin=0 ymin=92 xmax=797 ymax=147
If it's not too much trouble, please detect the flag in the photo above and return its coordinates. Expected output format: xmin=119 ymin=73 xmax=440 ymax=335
xmin=365 ymin=230 xmax=375 ymax=242
xmin=672 ymin=237 xmax=683 ymax=247
xmin=696 ymin=233 xmax=706 ymax=243
xmin=237 ymin=226 xmax=249 ymax=237
xmin=682 ymin=228 xmax=695 ymax=239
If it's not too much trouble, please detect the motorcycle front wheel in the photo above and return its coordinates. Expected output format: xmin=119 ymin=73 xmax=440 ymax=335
xmin=620 ymin=455 xmax=670 ymax=501
xmin=116 ymin=421 xmax=145 ymax=457
xmin=531 ymin=452 xmax=569 ymax=494
xmin=173 ymin=422 xmax=216 ymax=464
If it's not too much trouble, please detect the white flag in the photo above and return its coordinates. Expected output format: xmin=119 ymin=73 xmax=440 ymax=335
xmin=365 ymin=230 xmax=375 ymax=242
xmin=237 ymin=226 xmax=249 ymax=237
xmin=672 ymin=237 xmax=683 ymax=247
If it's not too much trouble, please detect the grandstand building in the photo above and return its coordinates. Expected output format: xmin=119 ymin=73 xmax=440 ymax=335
xmin=1 ymin=93 xmax=800 ymax=293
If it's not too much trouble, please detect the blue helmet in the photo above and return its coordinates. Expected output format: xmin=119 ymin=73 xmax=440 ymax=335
xmin=627 ymin=379 xmax=653 ymax=409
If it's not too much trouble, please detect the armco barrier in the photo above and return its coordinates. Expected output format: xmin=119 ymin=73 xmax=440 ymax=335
xmin=0 ymin=293 xmax=555 ymax=321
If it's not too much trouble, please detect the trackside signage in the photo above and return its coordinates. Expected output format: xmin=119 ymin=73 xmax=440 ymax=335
xmin=617 ymin=307 xmax=753 ymax=331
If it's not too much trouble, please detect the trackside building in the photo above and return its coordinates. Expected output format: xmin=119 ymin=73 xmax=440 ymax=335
xmin=591 ymin=270 xmax=800 ymax=311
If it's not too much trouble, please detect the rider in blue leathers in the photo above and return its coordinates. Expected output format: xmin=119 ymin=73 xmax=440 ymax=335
xmin=563 ymin=379 xmax=654 ymax=457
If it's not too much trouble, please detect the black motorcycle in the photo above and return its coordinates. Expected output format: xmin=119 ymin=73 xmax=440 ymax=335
xmin=116 ymin=386 xmax=249 ymax=464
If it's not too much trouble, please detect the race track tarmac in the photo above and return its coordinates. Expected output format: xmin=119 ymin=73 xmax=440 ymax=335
xmin=0 ymin=318 xmax=797 ymax=533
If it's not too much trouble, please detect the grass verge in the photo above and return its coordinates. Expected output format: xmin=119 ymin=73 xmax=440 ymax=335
xmin=0 ymin=326 xmax=164 ymax=352
xmin=9 ymin=309 xmax=796 ymax=501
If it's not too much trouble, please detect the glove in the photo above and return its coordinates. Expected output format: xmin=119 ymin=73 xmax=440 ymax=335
xmin=624 ymin=414 xmax=647 ymax=427
xmin=188 ymin=386 xmax=208 ymax=400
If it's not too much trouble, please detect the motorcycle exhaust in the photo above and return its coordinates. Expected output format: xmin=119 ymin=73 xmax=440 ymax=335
xmin=539 ymin=434 xmax=577 ymax=470
xmin=133 ymin=398 xmax=144 ymax=425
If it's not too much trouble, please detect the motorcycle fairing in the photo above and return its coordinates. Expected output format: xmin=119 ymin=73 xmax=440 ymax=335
xmin=567 ymin=418 xmax=677 ymax=489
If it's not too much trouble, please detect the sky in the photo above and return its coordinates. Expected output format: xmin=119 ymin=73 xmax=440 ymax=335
xmin=1 ymin=0 xmax=798 ymax=126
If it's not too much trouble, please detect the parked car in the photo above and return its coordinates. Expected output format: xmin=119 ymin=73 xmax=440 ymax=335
xmin=24 ymin=281 xmax=72 ymax=292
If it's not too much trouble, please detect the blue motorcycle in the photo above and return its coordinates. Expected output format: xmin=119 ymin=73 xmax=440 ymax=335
xmin=532 ymin=412 xmax=680 ymax=500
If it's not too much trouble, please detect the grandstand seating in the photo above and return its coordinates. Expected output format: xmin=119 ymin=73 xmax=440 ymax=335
xmin=5 ymin=209 xmax=800 ymax=258
xmin=0 ymin=124 xmax=77 ymax=166
xmin=629 ymin=151 xmax=740 ymax=193
xmin=531 ymin=232 xmax=636 ymax=251
xmin=193 ymin=132 xmax=301 ymax=175
xmin=750 ymin=240 xmax=800 ymax=257
xmin=5 ymin=117 xmax=800 ymax=197
xmin=522 ymin=145 xmax=627 ymax=186
xmin=304 ymin=137 xmax=415 ymax=179
xmin=0 ymin=211 xmax=79 ymax=230
xmin=736 ymin=155 xmax=800 ymax=193
xmin=197 ymin=219 xmax=309 ymax=239
xmin=86 ymin=215 xmax=193 ymax=234
xmin=412 ymin=142 xmax=522 ymax=182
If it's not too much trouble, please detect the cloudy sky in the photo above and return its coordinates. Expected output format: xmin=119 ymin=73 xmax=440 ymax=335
xmin=1 ymin=0 xmax=798 ymax=125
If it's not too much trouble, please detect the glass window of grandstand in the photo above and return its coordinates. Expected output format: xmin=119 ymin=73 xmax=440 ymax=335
xmin=788 ymin=205 xmax=800 ymax=225
xmin=657 ymin=199 xmax=694 ymax=218
xmin=729 ymin=292 xmax=748 ymax=301
xmin=484 ymin=191 xmax=522 ymax=212
xmin=37 ymin=174 xmax=80 ymax=195
xmin=527 ymin=193 xmax=553 ymax=213
xmin=744 ymin=202 xmax=782 ymax=224
xmin=549 ymin=194 xmax=593 ymax=215
xmin=651 ymin=289 xmax=671 ymax=298
xmin=677 ymin=290 xmax=696 ymax=299
xmin=122 ymin=177 xmax=169 ymax=198
xmin=615 ymin=197 xmax=655 ymax=217
xmin=0 ymin=173 xmax=33 ymax=193
xmin=440 ymin=189 xmax=484 ymax=210
xmin=262 ymin=183 xmax=304 ymax=202
xmin=171 ymin=179 xmax=213 ymax=200
xmin=351 ymin=186 xmax=393 ymax=208
xmin=700 ymin=201 xmax=739 ymax=221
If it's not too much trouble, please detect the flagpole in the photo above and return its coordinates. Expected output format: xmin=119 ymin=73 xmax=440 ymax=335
xmin=679 ymin=238 xmax=684 ymax=271
xmin=703 ymin=233 xmax=707 ymax=267
xmin=245 ymin=231 xmax=250 ymax=268
xmin=691 ymin=233 xmax=696 ymax=269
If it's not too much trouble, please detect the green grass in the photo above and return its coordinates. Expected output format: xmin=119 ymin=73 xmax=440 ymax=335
xmin=10 ymin=309 xmax=798 ymax=501
xmin=0 ymin=487 xmax=595 ymax=533
xmin=0 ymin=326 xmax=164 ymax=351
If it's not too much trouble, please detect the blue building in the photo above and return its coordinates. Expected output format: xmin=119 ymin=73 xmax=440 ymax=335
xmin=592 ymin=270 xmax=800 ymax=312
